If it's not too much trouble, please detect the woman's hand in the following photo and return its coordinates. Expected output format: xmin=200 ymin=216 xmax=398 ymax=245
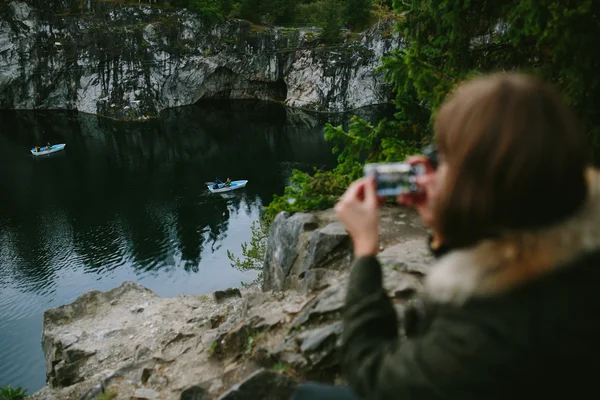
xmin=398 ymin=155 xmax=443 ymax=243
xmin=335 ymin=177 xmax=380 ymax=258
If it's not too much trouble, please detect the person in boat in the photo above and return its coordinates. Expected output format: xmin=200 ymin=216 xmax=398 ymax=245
xmin=46 ymin=142 xmax=51 ymax=151
xmin=35 ymin=146 xmax=41 ymax=152
xmin=213 ymin=178 xmax=224 ymax=189
xmin=225 ymin=177 xmax=232 ymax=187
xmin=291 ymin=72 xmax=600 ymax=399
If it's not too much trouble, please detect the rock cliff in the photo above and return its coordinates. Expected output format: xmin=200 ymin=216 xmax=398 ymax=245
xmin=0 ymin=1 xmax=401 ymax=121
xmin=30 ymin=207 xmax=432 ymax=400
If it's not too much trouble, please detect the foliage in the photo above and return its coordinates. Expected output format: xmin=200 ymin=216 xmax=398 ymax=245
xmin=227 ymin=216 xmax=271 ymax=282
xmin=344 ymin=0 xmax=372 ymax=29
xmin=320 ymin=0 xmax=343 ymax=43
xmin=0 ymin=385 xmax=27 ymax=400
xmin=271 ymin=362 xmax=293 ymax=373
xmin=188 ymin=0 xmax=226 ymax=22
xmin=233 ymin=0 xmax=296 ymax=24
xmin=294 ymin=1 xmax=329 ymax=26
xmin=236 ymin=0 xmax=262 ymax=22
xmin=382 ymin=0 xmax=600 ymax=141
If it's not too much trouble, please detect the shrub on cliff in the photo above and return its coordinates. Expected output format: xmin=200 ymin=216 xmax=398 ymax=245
xmin=0 ymin=385 xmax=27 ymax=400
xmin=188 ymin=0 xmax=228 ymax=22
xmin=234 ymin=0 xmax=295 ymax=24
xmin=320 ymin=0 xmax=343 ymax=43
xmin=345 ymin=0 xmax=373 ymax=29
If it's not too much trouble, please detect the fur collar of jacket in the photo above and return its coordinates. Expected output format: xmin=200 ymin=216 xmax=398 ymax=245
xmin=425 ymin=168 xmax=600 ymax=305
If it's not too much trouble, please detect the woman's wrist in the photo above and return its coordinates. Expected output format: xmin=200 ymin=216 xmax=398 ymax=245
xmin=353 ymin=238 xmax=379 ymax=258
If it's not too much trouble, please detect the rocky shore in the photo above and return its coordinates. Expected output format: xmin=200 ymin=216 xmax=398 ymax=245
xmin=30 ymin=206 xmax=432 ymax=399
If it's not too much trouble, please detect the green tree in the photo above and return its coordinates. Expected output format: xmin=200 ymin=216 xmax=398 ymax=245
xmin=265 ymin=0 xmax=296 ymax=24
xmin=227 ymin=215 xmax=271 ymax=285
xmin=321 ymin=0 xmax=343 ymax=43
xmin=381 ymin=0 xmax=600 ymax=143
xmin=188 ymin=0 xmax=225 ymax=22
xmin=344 ymin=0 xmax=372 ymax=30
xmin=220 ymin=0 xmax=234 ymax=16
xmin=238 ymin=0 xmax=262 ymax=23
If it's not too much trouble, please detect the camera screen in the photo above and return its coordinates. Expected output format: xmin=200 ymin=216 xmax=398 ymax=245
xmin=376 ymin=171 xmax=414 ymax=196
xmin=364 ymin=163 xmax=417 ymax=196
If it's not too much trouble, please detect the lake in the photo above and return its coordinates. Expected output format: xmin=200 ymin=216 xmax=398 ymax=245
xmin=0 ymin=101 xmax=392 ymax=392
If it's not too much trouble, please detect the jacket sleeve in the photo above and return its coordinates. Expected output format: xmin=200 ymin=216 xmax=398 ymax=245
xmin=341 ymin=256 xmax=510 ymax=400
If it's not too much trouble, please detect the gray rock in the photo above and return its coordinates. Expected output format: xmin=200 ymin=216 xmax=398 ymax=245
xmin=301 ymin=222 xmax=351 ymax=272
xmin=138 ymin=368 xmax=153 ymax=385
xmin=377 ymin=239 xmax=434 ymax=276
xmin=181 ymin=385 xmax=211 ymax=400
xmin=263 ymin=212 xmax=318 ymax=292
xmin=10 ymin=2 xmax=31 ymax=22
xmin=297 ymin=322 xmax=343 ymax=354
xmin=382 ymin=268 xmax=423 ymax=298
xmin=216 ymin=369 xmax=297 ymax=400
xmin=214 ymin=288 xmax=242 ymax=303
xmin=291 ymin=284 xmax=346 ymax=328
xmin=135 ymin=346 xmax=153 ymax=361
xmin=297 ymin=268 xmax=337 ymax=293
xmin=134 ymin=387 xmax=159 ymax=400
xmin=53 ymin=361 xmax=83 ymax=387
xmin=64 ymin=346 xmax=95 ymax=364
xmin=278 ymin=352 xmax=308 ymax=369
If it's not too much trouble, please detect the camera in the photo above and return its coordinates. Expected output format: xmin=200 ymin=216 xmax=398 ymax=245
xmin=363 ymin=145 xmax=437 ymax=197
xmin=363 ymin=162 xmax=425 ymax=196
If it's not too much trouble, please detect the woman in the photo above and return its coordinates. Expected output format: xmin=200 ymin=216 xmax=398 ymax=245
xmin=292 ymin=73 xmax=600 ymax=399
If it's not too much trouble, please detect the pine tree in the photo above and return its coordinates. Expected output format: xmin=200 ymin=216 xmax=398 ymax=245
xmin=188 ymin=0 xmax=224 ymax=22
xmin=344 ymin=0 xmax=372 ymax=30
xmin=321 ymin=0 xmax=342 ymax=43
xmin=238 ymin=0 xmax=262 ymax=23
xmin=381 ymin=0 xmax=600 ymax=140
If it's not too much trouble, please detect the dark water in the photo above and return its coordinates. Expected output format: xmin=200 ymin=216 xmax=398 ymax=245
xmin=0 ymin=101 xmax=393 ymax=392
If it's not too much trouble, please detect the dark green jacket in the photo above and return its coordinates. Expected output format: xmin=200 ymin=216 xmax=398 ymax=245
xmin=341 ymin=175 xmax=600 ymax=399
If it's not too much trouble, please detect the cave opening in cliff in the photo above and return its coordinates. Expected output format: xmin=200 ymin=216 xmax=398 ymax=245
xmin=199 ymin=67 xmax=288 ymax=104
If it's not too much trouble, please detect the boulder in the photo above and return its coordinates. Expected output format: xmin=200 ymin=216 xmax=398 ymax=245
xmin=301 ymin=222 xmax=352 ymax=272
xmin=264 ymin=207 xmax=429 ymax=293
xmin=377 ymin=239 xmax=433 ymax=277
xmin=214 ymin=288 xmax=243 ymax=303
xmin=262 ymin=212 xmax=318 ymax=292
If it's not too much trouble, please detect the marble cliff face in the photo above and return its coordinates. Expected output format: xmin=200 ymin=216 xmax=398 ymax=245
xmin=0 ymin=1 xmax=402 ymax=120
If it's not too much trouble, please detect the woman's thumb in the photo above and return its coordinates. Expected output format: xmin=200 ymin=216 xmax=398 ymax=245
xmin=364 ymin=177 xmax=378 ymax=205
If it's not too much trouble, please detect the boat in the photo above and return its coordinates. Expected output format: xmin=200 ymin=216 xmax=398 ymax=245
xmin=207 ymin=180 xmax=248 ymax=193
xmin=31 ymin=144 xmax=66 ymax=156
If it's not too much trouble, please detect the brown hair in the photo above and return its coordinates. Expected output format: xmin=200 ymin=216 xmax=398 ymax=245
xmin=434 ymin=73 xmax=589 ymax=249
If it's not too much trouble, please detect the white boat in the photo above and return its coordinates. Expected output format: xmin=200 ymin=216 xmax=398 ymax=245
xmin=207 ymin=180 xmax=248 ymax=193
xmin=31 ymin=144 xmax=66 ymax=156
